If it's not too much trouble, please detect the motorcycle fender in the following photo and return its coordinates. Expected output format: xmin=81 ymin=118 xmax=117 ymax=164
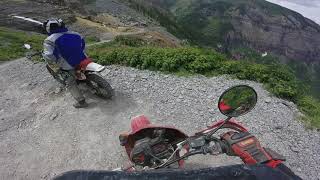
xmin=86 ymin=62 xmax=105 ymax=72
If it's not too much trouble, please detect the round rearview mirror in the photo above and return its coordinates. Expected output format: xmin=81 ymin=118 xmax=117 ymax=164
xmin=24 ymin=44 xmax=31 ymax=50
xmin=218 ymin=85 xmax=257 ymax=117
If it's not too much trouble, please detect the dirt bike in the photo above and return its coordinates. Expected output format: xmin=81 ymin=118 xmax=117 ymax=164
xmin=118 ymin=85 xmax=258 ymax=171
xmin=24 ymin=44 xmax=114 ymax=99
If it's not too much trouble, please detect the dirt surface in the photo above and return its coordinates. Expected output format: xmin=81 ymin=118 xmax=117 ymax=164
xmin=0 ymin=59 xmax=319 ymax=180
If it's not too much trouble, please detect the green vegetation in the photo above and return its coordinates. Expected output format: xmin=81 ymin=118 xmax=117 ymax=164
xmin=125 ymin=0 xmax=193 ymax=40
xmin=201 ymin=17 xmax=233 ymax=45
xmin=85 ymin=36 xmax=100 ymax=44
xmin=88 ymin=45 xmax=298 ymax=100
xmin=124 ymin=0 xmax=290 ymax=47
xmin=231 ymin=47 xmax=320 ymax=100
xmin=88 ymin=39 xmax=319 ymax=128
xmin=298 ymin=96 xmax=320 ymax=128
xmin=114 ymin=35 xmax=149 ymax=47
xmin=221 ymin=86 xmax=257 ymax=111
xmin=79 ymin=0 xmax=97 ymax=4
xmin=0 ymin=27 xmax=45 ymax=61
xmin=173 ymin=1 xmax=234 ymax=46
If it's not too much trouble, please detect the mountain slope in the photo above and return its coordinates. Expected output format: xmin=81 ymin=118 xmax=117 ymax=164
xmin=124 ymin=0 xmax=320 ymax=63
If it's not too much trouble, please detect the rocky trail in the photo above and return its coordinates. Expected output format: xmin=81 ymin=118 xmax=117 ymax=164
xmin=0 ymin=59 xmax=319 ymax=180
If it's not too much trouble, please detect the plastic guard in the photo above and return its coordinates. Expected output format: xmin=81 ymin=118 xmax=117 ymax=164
xmin=264 ymin=148 xmax=286 ymax=168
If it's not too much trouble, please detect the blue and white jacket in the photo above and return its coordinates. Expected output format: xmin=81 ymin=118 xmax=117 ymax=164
xmin=42 ymin=28 xmax=87 ymax=70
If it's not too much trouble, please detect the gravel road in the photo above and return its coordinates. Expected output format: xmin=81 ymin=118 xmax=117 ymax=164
xmin=0 ymin=59 xmax=319 ymax=180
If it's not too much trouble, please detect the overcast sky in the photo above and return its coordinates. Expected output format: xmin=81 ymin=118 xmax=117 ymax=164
xmin=266 ymin=0 xmax=320 ymax=24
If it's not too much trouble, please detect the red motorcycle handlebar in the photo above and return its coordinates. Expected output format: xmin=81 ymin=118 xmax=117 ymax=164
xmin=202 ymin=119 xmax=248 ymax=134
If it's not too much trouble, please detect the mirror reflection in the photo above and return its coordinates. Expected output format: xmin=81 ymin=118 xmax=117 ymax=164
xmin=218 ymin=85 xmax=257 ymax=117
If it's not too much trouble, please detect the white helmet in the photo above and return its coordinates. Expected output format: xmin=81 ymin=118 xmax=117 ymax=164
xmin=43 ymin=18 xmax=65 ymax=34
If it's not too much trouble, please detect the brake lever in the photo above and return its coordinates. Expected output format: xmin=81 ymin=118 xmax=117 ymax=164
xmin=204 ymin=139 xmax=225 ymax=155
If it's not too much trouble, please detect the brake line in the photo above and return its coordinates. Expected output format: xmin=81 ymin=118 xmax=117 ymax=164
xmin=153 ymin=148 xmax=180 ymax=169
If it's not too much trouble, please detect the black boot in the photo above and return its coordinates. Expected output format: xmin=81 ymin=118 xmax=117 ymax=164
xmin=73 ymin=100 xmax=89 ymax=108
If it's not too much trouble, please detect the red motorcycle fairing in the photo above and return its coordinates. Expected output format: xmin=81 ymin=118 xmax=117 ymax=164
xmin=130 ymin=115 xmax=152 ymax=134
xmin=127 ymin=115 xmax=188 ymax=139
xmin=119 ymin=115 xmax=248 ymax=170
xmin=121 ymin=115 xmax=188 ymax=152
xmin=120 ymin=115 xmax=188 ymax=167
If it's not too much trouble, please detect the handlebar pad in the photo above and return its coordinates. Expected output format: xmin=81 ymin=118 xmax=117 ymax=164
xmin=205 ymin=119 xmax=248 ymax=134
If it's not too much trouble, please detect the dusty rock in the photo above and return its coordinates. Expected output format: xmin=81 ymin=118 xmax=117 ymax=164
xmin=264 ymin=97 xmax=271 ymax=103
xmin=54 ymin=87 xmax=62 ymax=94
xmin=290 ymin=145 xmax=300 ymax=153
xmin=49 ymin=113 xmax=59 ymax=121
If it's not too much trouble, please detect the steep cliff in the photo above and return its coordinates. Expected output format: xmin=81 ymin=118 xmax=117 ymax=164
xmin=124 ymin=0 xmax=320 ymax=63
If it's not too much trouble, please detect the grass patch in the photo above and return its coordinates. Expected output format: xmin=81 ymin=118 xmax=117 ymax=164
xmin=298 ymin=96 xmax=320 ymax=128
xmin=85 ymin=36 xmax=100 ymax=44
xmin=0 ymin=27 xmax=45 ymax=61
xmin=114 ymin=35 xmax=148 ymax=47
xmin=88 ymin=46 xmax=299 ymax=100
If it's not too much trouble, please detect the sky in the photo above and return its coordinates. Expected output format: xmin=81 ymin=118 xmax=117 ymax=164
xmin=266 ymin=0 xmax=320 ymax=24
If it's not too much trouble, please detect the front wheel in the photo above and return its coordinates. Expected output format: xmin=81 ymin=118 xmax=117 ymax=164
xmin=86 ymin=73 xmax=114 ymax=99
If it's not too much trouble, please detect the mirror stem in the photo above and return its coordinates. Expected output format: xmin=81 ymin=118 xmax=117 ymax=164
xmin=205 ymin=117 xmax=232 ymax=139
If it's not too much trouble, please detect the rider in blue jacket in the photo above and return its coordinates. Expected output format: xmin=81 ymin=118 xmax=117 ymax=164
xmin=42 ymin=18 xmax=88 ymax=108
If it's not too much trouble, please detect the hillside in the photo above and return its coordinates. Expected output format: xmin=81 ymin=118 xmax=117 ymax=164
xmin=3 ymin=0 xmax=319 ymax=63
xmin=121 ymin=0 xmax=320 ymax=100
xmin=123 ymin=0 xmax=320 ymax=63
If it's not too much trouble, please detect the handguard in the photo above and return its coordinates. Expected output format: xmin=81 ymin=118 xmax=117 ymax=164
xmin=221 ymin=132 xmax=285 ymax=167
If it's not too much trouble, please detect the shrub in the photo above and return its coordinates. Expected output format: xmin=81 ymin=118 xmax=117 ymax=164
xmin=114 ymin=35 xmax=147 ymax=47
xmin=298 ymin=96 xmax=320 ymax=128
xmin=90 ymin=43 xmax=320 ymax=129
xmin=88 ymin=46 xmax=299 ymax=101
xmin=85 ymin=36 xmax=100 ymax=44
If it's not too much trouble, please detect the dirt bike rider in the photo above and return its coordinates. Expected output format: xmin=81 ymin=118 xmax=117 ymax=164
xmin=42 ymin=18 xmax=89 ymax=108
xmin=54 ymin=131 xmax=301 ymax=180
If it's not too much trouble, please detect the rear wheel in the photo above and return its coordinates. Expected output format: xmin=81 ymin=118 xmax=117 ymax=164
xmin=86 ymin=74 xmax=113 ymax=99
